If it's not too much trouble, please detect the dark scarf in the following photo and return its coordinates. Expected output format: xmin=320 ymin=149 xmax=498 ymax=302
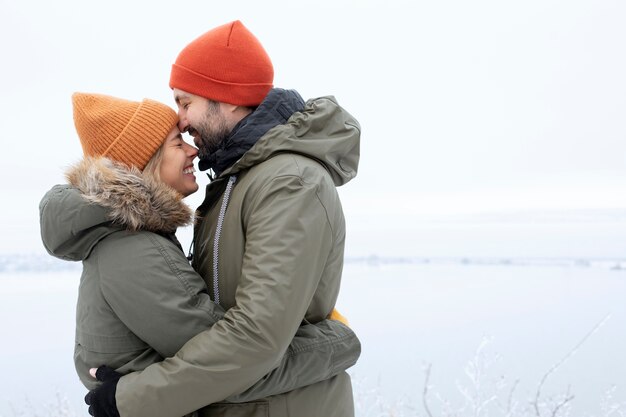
xmin=198 ymin=88 xmax=306 ymax=177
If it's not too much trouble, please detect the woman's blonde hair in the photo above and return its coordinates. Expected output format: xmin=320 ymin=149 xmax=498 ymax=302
xmin=141 ymin=142 xmax=166 ymax=182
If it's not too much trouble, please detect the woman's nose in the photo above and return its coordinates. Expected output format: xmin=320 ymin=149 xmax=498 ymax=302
xmin=186 ymin=143 xmax=198 ymax=158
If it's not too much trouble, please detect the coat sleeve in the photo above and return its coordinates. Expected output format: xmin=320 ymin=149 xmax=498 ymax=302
xmin=226 ymin=318 xmax=360 ymax=403
xmin=97 ymin=232 xmax=225 ymax=358
xmin=115 ymin=174 xmax=343 ymax=417
xmin=39 ymin=184 xmax=113 ymax=262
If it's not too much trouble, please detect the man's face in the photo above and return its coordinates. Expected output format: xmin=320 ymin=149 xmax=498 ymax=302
xmin=173 ymin=89 xmax=231 ymax=160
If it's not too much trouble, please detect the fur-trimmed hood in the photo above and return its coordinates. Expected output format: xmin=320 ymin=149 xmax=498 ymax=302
xmin=66 ymin=157 xmax=193 ymax=233
xmin=39 ymin=157 xmax=193 ymax=261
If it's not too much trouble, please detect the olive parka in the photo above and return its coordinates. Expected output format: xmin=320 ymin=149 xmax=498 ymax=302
xmin=39 ymin=156 xmax=360 ymax=416
xmin=111 ymin=90 xmax=361 ymax=417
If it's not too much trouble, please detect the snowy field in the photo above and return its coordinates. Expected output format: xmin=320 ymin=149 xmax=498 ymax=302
xmin=1 ymin=222 xmax=626 ymax=416
xmin=341 ymin=263 xmax=626 ymax=417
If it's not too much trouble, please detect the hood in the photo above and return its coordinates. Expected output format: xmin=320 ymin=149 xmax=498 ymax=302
xmin=39 ymin=157 xmax=193 ymax=261
xmin=222 ymin=95 xmax=361 ymax=186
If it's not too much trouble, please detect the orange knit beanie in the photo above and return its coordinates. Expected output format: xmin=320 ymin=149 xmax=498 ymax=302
xmin=169 ymin=20 xmax=274 ymax=106
xmin=72 ymin=93 xmax=178 ymax=170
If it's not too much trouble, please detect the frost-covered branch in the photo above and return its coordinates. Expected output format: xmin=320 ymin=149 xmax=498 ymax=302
xmin=532 ymin=313 xmax=611 ymax=417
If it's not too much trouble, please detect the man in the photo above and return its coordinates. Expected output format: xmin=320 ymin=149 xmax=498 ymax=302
xmin=87 ymin=20 xmax=360 ymax=417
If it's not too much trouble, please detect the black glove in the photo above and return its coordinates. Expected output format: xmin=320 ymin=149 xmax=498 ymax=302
xmin=84 ymin=366 xmax=122 ymax=417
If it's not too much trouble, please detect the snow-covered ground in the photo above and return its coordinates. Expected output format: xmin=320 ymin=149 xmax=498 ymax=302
xmin=2 ymin=221 xmax=626 ymax=416
xmin=340 ymin=263 xmax=626 ymax=416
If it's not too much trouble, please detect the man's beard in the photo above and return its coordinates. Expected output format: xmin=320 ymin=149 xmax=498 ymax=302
xmin=193 ymin=102 xmax=232 ymax=160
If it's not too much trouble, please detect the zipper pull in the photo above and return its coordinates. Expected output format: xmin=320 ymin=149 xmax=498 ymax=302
xmin=187 ymin=240 xmax=194 ymax=262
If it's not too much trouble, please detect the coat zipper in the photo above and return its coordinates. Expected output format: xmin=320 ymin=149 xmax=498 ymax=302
xmin=212 ymin=175 xmax=237 ymax=305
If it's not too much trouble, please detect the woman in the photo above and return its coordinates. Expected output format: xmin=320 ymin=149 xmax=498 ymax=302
xmin=39 ymin=93 xmax=359 ymax=415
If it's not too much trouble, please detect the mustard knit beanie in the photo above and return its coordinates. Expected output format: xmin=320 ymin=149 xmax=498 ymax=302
xmin=169 ymin=20 xmax=274 ymax=106
xmin=72 ymin=93 xmax=178 ymax=170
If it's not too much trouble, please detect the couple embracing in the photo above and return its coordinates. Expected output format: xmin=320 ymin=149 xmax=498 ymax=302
xmin=40 ymin=20 xmax=361 ymax=417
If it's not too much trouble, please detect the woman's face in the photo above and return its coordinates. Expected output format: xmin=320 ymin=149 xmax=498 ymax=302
xmin=159 ymin=126 xmax=199 ymax=197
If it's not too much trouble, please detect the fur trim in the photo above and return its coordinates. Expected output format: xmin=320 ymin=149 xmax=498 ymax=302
xmin=66 ymin=157 xmax=193 ymax=233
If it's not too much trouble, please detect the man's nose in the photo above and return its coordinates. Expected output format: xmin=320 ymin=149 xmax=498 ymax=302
xmin=177 ymin=112 xmax=189 ymax=133
xmin=178 ymin=118 xmax=189 ymax=133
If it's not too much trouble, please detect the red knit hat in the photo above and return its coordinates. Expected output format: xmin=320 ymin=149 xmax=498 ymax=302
xmin=169 ymin=20 xmax=274 ymax=106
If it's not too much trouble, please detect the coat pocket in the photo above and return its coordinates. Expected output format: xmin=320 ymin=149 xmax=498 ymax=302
xmin=198 ymin=401 xmax=269 ymax=417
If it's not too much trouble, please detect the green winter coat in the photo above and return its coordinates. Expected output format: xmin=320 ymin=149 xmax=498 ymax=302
xmin=114 ymin=93 xmax=361 ymax=417
xmin=39 ymin=157 xmax=360 ymax=416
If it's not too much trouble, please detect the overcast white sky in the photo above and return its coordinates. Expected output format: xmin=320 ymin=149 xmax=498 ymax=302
xmin=2 ymin=0 xmax=626 ymax=252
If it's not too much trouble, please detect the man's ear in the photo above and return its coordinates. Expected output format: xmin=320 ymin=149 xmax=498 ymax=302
xmin=220 ymin=103 xmax=240 ymax=114
xmin=221 ymin=103 xmax=254 ymax=127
